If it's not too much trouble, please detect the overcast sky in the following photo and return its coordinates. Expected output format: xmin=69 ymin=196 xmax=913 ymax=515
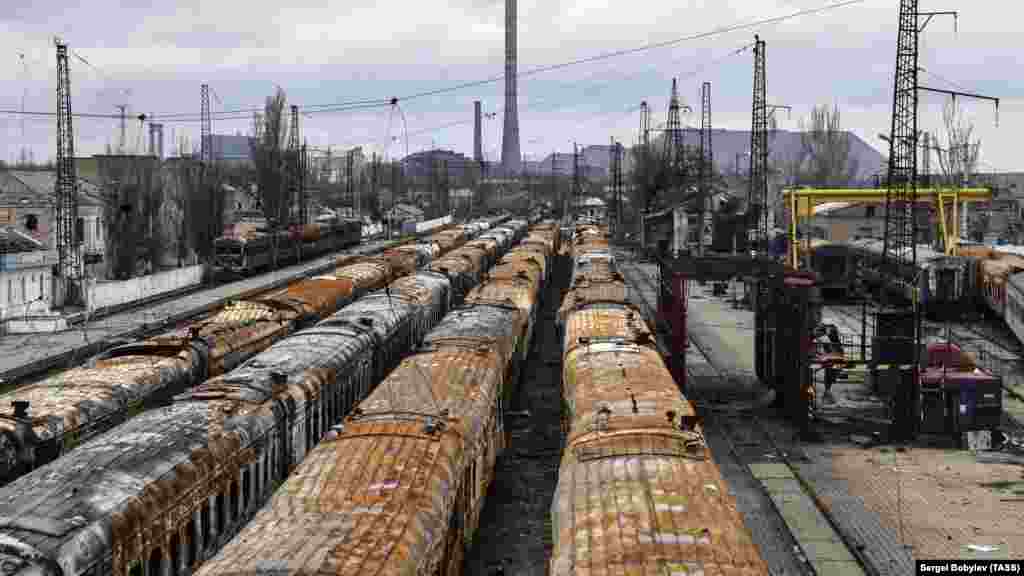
xmin=1 ymin=0 xmax=1019 ymax=172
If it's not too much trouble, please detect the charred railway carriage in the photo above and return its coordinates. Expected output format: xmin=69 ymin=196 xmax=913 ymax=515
xmin=193 ymin=223 xmax=555 ymax=576
xmin=213 ymin=219 xmax=363 ymax=277
xmin=807 ymin=238 xmax=975 ymax=317
xmin=0 ymin=228 xmax=528 ymax=576
xmin=0 ymin=217 xmax=509 ymax=487
xmin=550 ymin=224 xmax=769 ymax=575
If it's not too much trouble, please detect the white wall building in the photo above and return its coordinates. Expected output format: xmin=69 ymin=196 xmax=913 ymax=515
xmin=0 ymin=228 xmax=57 ymax=325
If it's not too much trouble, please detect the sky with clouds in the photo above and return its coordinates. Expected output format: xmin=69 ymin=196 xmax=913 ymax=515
xmin=1 ymin=0 xmax=1020 ymax=172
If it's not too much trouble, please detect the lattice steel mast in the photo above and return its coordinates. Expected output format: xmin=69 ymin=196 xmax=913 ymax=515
xmin=699 ymin=81 xmax=713 ymax=255
xmin=55 ymin=39 xmax=81 ymax=283
xmin=200 ymin=84 xmax=211 ymax=164
xmin=748 ymin=35 xmax=768 ymax=256
xmin=880 ymin=1 xmax=997 ymax=439
xmin=288 ymin=105 xmax=300 ymax=226
xmin=664 ymin=78 xmax=686 ymax=205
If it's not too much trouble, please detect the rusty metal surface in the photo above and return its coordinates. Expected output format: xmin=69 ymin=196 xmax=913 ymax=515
xmin=548 ymin=224 xmax=770 ymax=576
xmin=0 ymin=221 xmax=524 ymax=574
xmin=557 ymin=280 xmax=630 ymax=325
xmin=195 ymin=226 xmax=547 ymax=576
xmin=561 ymin=304 xmax=653 ymax=352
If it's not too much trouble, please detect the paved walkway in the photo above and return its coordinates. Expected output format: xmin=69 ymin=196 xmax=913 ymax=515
xmin=617 ymin=253 xmax=871 ymax=576
xmin=0 ymin=240 xmax=389 ymax=385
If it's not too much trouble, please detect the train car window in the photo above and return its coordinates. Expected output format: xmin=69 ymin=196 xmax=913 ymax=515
xmin=186 ymin=518 xmax=197 ymax=568
xmin=147 ymin=548 xmax=163 ymax=576
xmin=216 ymin=492 xmax=226 ymax=534
xmin=243 ymin=469 xmax=251 ymax=511
xmin=230 ymin=482 xmax=240 ymax=522
xmin=169 ymin=533 xmax=180 ymax=576
xmin=201 ymin=502 xmax=211 ymax=547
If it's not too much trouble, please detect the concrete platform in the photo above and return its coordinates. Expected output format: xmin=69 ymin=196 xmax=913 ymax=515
xmin=0 ymin=240 xmax=390 ymax=386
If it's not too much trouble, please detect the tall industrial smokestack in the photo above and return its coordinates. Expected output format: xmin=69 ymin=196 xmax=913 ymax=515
xmin=474 ymin=101 xmax=483 ymax=163
xmin=501 ymin=0 xmax=521 ymax=175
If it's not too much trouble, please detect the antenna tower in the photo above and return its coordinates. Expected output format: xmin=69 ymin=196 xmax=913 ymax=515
xmin=749 ymin=35 xmax=768 ymax=255
xmin=699 ymin=81 xmax=713 ymax=255
xmin=55 ymin=38 xmax=82 ymax=282
xmin=200 ymin=84 xmax=211 ymax=164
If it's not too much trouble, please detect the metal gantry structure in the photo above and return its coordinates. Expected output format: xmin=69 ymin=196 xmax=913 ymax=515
xmin=200 ymin=84 xmax=211 ymax=165
xmin=698 ymin=81 xmax=713 ymax=255
xmin=748 ymin=35 xmax=768 ymax=256
xmin=54 ymin=39 xmax=82 ymax=283
xmin=880 ymin=0 xmax=999 ymax=439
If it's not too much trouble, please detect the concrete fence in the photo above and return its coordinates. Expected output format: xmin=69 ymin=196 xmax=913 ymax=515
xmin=85 ymin=265 xmax=206 ymax=312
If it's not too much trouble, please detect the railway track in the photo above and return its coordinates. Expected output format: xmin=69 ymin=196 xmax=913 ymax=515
xmin=687 ymin=332 xmax=879 ymax=576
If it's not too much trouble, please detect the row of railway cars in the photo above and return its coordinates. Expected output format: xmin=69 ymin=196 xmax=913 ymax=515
xmin=807 ymin=238 xmax=973 ymax=317
xmin=193 ymin=218 xmax=558 ymax=575
xmin=212 ymin=215 xmax=365 ymax=277
xmin=807 ymin=239 xmax=1024 ymax=344
xmin=0 ymin=215 xmax=508 ymax=486
xmin=550 ymin=223 xmax=769 ymax=574
xmin=0 ymin=217 xmax=535 ymax=576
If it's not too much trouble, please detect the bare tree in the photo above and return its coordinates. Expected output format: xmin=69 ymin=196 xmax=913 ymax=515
xmin=251 ymin=88 xmax=289 ymax=227
xmin=795 ymin=104 xmax=859 ymax=187
xmin=935 ymin=99 xmax=981 ymax=187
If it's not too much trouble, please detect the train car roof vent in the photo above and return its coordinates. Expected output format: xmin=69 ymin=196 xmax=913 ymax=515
xmin=578 ymin=336 xmax=590 ymax=345
xmin=269 ymin=371 xmax=288 ymax=387
xmin=358 ymin=317 xmax=375 ymax=327
xmin=12 ymin=401 xmax=29 ymax=419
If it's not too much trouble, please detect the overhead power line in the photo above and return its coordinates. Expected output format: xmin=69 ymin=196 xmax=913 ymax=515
xmin=1 ymin=0 xmax=865 ymax=124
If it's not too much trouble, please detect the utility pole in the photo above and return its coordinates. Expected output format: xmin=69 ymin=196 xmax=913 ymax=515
xmin=664 ymin=78 xmax=687 ymax=207
xmin=748 ymin=35 xmax=768 ymax=256
xmin=288 ymin=105 xmax=300 ymax=228
xmin=55 ymin=38 xmax=82 ymax=296
xmin=347 ymin=150 xmax=355 ymax=215
xmin=572 ymin=142 xmax=580 ymax=220
xmin=200 ymin=84 xmax=211 ymax=164
xmin=699 ymin=81 xmax=713 ymax=256
xmin=879 ymin=1 xmax=998 ymax=440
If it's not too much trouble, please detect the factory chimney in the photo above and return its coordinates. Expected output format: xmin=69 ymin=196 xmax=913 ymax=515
xmin=500 ymin=0 xmax=521 ymax=176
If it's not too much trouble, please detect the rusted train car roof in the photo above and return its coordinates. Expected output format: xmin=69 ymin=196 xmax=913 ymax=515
xmin=195 ymin=347 xmax=507 ymax=576
xmin=196 ymin=254 xmax=534 ymax=575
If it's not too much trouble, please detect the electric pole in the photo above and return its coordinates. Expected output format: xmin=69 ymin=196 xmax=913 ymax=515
xmin=55 ymin=38 xmax=82 ymax=294
xmin=200 ymin=84 xmax=211 ymax=164
xmin=880 ymin=1 xmax=998 ymax=440
xmin=699 ymin=81 xmax=713 ymax=256
xmin=748 ymin=36 xmax=768 ymax=256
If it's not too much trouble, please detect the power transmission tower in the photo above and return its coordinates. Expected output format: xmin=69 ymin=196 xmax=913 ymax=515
xmin=300 ymin=143 xmax=308 ymax=225
xmin=664 ymin=78 xmax=687 ymax=206
xmin=347 ymin=150 xmax=355 ymax=214
xmin=55 ymin=38 xmax=82 ymax=288
xmin=880 ymin=1 xmax=998 ymax=439
xmin=572 ymin=142 xmax=580 ymax=217
xmin=699 ymin=81 xmax=713 ymax=256
xmin=288 ymin=105 xmax=300 ymax=226
xmin=200 ymin=84 xmax=211 ymax=164
xmin=748 ymin=35 xmax=768 ymax=256
xmin=610 ymin=138 xmax=624 ymax=239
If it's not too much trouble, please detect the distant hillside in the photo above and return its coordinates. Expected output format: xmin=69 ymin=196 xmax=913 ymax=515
xmin=531 ymin=129 xmax=886 ymax=183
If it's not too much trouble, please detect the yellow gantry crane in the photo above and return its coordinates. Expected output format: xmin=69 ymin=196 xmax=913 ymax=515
xmin=782 ymin=187 xmax=993 ymax=268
